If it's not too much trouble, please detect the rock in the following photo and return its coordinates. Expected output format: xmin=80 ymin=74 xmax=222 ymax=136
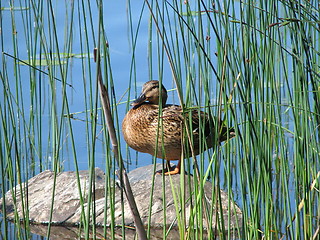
xmin=1 ymin=168 xmax=105 ymax=223
xmin=1 ymin=164 xmax=242 ymax=238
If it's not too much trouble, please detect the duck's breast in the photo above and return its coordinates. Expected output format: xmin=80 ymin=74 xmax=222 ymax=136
xmin=122 ymin=104 xmax=159 ymax=154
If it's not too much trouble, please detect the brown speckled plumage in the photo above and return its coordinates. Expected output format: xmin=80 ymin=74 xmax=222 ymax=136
xmin=122 ymin=80 xmax=235 ymax=175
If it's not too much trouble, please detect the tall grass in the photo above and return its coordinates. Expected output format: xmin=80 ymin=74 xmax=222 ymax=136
xmin=1 ymin=0 xmax=319 ymax=239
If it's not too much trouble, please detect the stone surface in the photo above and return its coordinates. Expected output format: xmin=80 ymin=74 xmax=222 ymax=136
xmin=1 ymin=164 xmax=242 ymax=238
xmin=1 ymin=168 xmax=105 ymax=223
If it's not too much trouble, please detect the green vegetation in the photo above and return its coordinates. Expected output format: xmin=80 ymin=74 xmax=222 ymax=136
xmin=1 ymin=0 xmax=319 ymax=239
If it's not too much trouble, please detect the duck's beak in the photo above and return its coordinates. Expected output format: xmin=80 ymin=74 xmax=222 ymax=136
xmin=131 ymin=93 xmax=147 ymax=107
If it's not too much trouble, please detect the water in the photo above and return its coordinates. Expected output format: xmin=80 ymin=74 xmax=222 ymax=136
xmin=1 ymin=1 xmax=318 ymax=239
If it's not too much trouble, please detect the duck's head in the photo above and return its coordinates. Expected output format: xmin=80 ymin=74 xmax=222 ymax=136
xmin=131 ymin=80 xmax=168 ymax=107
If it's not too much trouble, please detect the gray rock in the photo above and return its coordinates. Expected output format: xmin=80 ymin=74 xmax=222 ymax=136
xmin=1 ymin=164 xmax=242 ymax=238
xmin=1 ymin=168 xmax=105 ymax=223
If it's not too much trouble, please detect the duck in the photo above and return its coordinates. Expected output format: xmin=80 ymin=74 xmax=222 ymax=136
xmin=122 ymin=80 xmax=235 ymax=175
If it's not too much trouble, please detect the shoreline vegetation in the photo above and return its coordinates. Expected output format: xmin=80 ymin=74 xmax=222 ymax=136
xmin=1 ymin=1 xmax=319 ymax=239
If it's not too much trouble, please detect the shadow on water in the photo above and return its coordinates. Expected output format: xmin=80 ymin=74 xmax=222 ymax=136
xmin=3 ymin=220 xmax=242 ymax=240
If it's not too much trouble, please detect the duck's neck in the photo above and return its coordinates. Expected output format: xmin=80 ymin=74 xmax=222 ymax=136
xmin=150 ymin=98 xmax=167 ymax=107
xmin=157 ymin=95 xmax=167 ymax=107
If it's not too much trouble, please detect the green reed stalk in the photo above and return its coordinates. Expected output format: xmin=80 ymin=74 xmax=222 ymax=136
xmin=1 ymin=0 xmax=319 ymax=239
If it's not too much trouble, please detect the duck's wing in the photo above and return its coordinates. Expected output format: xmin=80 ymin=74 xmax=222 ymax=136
xmin=161 ymin=105 xmax=234 ymax=140
xmin=162 ymin=105 xmax=211 ymax=137
xmin=186 ymin=109 xmax=234 ymax=142
xmin=189 ymin=109 xmax=212 ymax=138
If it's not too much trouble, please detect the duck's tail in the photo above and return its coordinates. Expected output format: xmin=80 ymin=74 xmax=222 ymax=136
xmin=219 ymin=125 xmax=236 ymax=142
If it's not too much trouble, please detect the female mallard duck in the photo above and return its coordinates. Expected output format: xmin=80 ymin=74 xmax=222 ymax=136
xmin=122 ymin=80 xmax=235 ymax=175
